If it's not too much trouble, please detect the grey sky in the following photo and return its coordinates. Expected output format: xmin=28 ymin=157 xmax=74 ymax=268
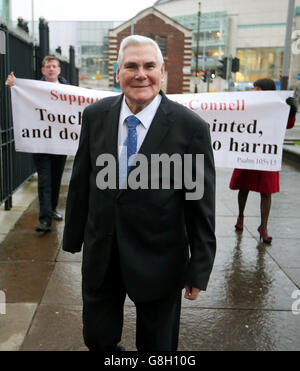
xmin=11 ymin=0 xmax=157 ymax=21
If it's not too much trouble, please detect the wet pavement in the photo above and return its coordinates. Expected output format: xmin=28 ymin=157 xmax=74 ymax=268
xmin=0 ymin=155 xmax=300 ymax=351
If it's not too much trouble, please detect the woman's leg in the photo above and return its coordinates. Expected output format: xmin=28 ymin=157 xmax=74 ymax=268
xmin=260 ymin=193 xmax=272 ymax=231
xmin=235 ymin=190 xmax=249 ymax=230
xmin=238 ymin=190 xmax=250 ymax=218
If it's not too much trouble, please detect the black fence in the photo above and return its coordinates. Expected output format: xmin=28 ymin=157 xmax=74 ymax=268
xmin=0 ymin=19 xmax=78 ymax=210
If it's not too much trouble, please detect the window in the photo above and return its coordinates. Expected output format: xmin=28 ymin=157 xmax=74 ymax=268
xmin=158 ymin=36 xmax=167 ymax=57
xmin=236 ymin=47 xmax=284 ymax=82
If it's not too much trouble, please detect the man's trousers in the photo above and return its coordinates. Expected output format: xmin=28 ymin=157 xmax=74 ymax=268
xmin=33 ymin=153 xmax=67 ymax=226
xmin=82 ymin=245 xmax=182 ymax=351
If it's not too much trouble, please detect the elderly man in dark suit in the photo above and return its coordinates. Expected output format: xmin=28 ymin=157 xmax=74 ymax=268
xmin=63 ymin=35 xmax=216 ymax=351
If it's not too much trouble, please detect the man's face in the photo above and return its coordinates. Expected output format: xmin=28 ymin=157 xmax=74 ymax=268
xmin=116 ymin=43 xmax=165 ymax=114
xmin=42 ymin=60 xmax=61 ymax=82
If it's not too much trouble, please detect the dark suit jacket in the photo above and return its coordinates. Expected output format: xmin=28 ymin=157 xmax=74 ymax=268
xmin=62 ymin=91 xmax=216 ymax=303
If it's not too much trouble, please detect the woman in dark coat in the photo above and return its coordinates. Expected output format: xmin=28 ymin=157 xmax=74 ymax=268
xmin=229 ymin=78 xmax=296 ymax=243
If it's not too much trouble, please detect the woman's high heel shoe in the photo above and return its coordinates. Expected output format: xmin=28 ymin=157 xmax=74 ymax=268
xmin=257 ymin=226 xmax=272 ymax=244
xmin=235 ymin=217 xmax=244 ymax=231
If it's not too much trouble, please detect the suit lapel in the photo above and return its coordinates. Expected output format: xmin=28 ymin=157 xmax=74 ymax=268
xmin=117 ymin=92 xmax=174 ymax=197
xmin=103 ymin=94 xmax=123 ymax=159
xmin=138 ymin=92 xmax=173 ymax=158
xmin=101 ymin=94 xmax=123 ymax=194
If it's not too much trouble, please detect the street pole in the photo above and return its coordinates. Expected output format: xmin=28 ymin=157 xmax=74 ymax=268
xmin=207 ymin=69 xmax=210 ymax=92
xmin=226 ymin=55 xmax=232 ymax=91
xmin=31 ymin=0 xmax=34 ymax=40
xmin=194 ymin=2 xmax=201 ymax=93
xmin=281 ymin=0 xmax=295 ymax=90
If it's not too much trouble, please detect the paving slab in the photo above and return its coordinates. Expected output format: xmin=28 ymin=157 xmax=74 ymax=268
xmin=20 ymin=304 xmax=86 ymax=351
xmin=283 ymin=268 xmax=300 ymax=288
xmin=181 ymin=238 xmax=298 ymax=311
xmin=216 ymin=216 xmax=252 ymax=237
xmin=178 ymin=308 xmax=300 ymax=351
xmin=0 ymin=261 xmax=55 ymax=303
xmin=0 ymin=229 xmax=61 ymax=262
xmin=0 ymin=210 xmax=24 ymax=235
xmin=56 ymin=248 xmax=83 ymax=262
xmin=0 ymin=303 xmax=37 ymax=351
xmin=246 ymin=216 xmax=300 ymax=239
xmin=0 ymin=175 xmax=38 ymax=236
xmin=266 ymin=238 xmax=300 ymax=268
xmin=41 ymin=262 xmax=82 ymax=306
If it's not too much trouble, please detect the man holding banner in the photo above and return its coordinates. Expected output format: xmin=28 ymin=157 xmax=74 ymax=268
xmin=6 ymin=56 xmax=68 ymax=233
xmin=62 ymin=35 xmax=216 ymax=351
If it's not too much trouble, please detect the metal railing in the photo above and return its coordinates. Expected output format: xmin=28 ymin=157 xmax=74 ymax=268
xmin=0 ymin=19 xmax=78 ymax=209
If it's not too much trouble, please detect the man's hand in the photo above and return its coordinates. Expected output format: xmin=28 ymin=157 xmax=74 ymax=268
xmin=184 ymin=285 xmax=201 ymax=300
xmin=5 ymin=72 xmax=16 ymax=88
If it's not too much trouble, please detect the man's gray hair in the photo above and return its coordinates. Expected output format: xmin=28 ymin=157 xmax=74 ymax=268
xmin=117 ymin=35 xmax=164 ymax=67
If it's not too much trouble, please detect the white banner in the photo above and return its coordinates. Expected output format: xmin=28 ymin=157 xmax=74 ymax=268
xmin=10 ymin=78 xmax=292 ymax=171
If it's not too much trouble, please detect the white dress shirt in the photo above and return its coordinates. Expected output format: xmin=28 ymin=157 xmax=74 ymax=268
xmin=118 ymin=94 xmax=162 ymax=158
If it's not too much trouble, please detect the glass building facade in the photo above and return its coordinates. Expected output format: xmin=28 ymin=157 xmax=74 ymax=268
xmin=235 ymin=47 xmax=284 ymax=83
xmin=77 ymin=21 xmax=119 ymax=80
xmin=29 ymin=20 xmax=121 ymax=85
xmin=0 ymin=0 xmax=10 ymax=23
xmin=174 ymin=11 xmax=284 ymax=85
xmin=174 ymin=12 xmax=229 ymax=72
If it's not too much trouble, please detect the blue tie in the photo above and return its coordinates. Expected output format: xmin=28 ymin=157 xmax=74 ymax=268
xmin=124 ymin=115 xmax=141 ymax=173
xmin=119 ymin=115 xmax=141 ymax=187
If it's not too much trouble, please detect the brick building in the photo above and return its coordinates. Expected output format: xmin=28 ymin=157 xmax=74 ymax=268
xmin=108 ymin=7 xmax=192 ymax=94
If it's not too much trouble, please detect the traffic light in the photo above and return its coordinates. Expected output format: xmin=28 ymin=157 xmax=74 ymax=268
xmin=232 ymin=57 xmax=240 ymax=73
xmin=210 ymin=69 xmax=216 ymax=79
xmin=217 ymin=57 xmax=227 ymax=79
xmin=201 ymin=70 xmax=207 ymax=82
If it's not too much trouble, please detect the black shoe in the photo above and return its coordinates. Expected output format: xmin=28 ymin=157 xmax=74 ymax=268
xmin=115 ymin=345 xmax=125 ymax=351
xmin=35 ymin=222 xmax=51 ymax=232
xmin=88 ymin=345 xmax=125 ymax=352
xmin=52 ymin=210 xmax=63 ymax=221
